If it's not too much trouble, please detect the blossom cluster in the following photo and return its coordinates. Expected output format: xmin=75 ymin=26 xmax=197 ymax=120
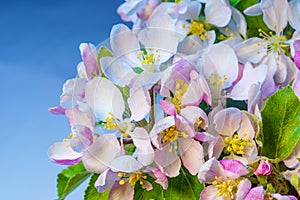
xmin=49 ymin=0 xmax=300 ymax=199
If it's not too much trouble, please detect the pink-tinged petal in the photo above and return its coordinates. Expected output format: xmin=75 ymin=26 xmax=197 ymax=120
xmin=147 ymin=166 xmax=168 ymax=189
xmin=247 ymin=83 xmax=263 ymax=114
xmin=194 ymin=132 xmax=215 ymax=142
xmin=48 ymin=141 xmax=82 ymax=165
xmin=213 ymin=108 xmax=241 ymax=137
xmin=48 ymin=106 xmax=65 ymax=115
xmin=70 ymin=125 xmax=93 ymax=153
xmin=117 ymin=0 xmax=140 ymax=22
xmin=154 ymin=144 xmax=181 ymax=177
xmin=244 ymin=3 xmax=262 ymax=16
xmin=198 ymin=157 xmax=226 ymax=184
xmin=260 ymin=56 xmax=278 ymax=98
xmin=79 ymin=43 xmax=98 ymax=80
xmin=284 ymin=140 xmax=300 ymax=169
xmin=294 ymin=51 xmax=300 ymax=70
xmin=110 ymin=155 xmax=143 ymax=173
xmin=160 ymin=100 xmax=177 ymax=116
xmin=60 ymin=78 xmax=87 ymax=109
xmin=101 ymin=57 xmax=136 ymax=87
xmin=205 ymin=0 xmax=231 ymax=27
xmin=130 ymin=127 xmax=154 ymax=166
xmin=208 ymin=135 xmax=226 ymax=159
xmin=236 ymin=179 xmax=252 ymax=200
xmin=199 ymin=185 xmax=223 ymax=200
xmin=220 ymin=159 xmax=249 ymax=178
xmin=202 ymin=43 xmax=238 ymax=88
xmin=82 ymin=134 xmax=121 ymax=173
xmin=138 ymin=0 xmax=160 ymax=20
xmin=237 ymin=112 xmax=255 ymax=140
xmin=95 ymin=169 xmax=120 ymax=193
xmin=128 ymin=86 xmax=151 ymax=121
xmin=109 ymin=182 xmax=134 ymax=200
xmin=85 ymin=77 xmax=125 ymax=121
xmin=272 ymin=194 xmax=298 ymax=200
xmin=244 ymin=186 xmax=264 ymax=200
xmin=234 ymin=37 xmax=267 ymax=64
xmin=182 ymin=71 xmax=212 ymax=106
xmin=178 ymin=138 xmax=204 ymax=175
xmin=180 ymin=106 xmax=208 ymax=129
xmin=169 ymin=1 xmax=201 ymax=21
xmin=65 ymin=106 xmax=94 ymax=132
xmin=228 ymin=63 xmax=267 ymax=100
xmin=110 ymin=24 xmax=140 ymax=66
xmin=262 ymin=0 xmax=288 ymax=34
xmin=292 ymin=72 xmax=300 ymax=100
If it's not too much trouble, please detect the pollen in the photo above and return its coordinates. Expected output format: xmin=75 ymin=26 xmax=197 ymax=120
xmin=119 ymin=179 xmax=125 ymax=185
xmin=207 ymin=74 xmax=227 ymax=87
xmin=160 ymin=125 xmax=188 ymax=144
xmin=169 ymin=79 xmax=188 ymax=113
xmin=224 ymin=134 xmax=253 ymax=155
xmin=187 ymin=20 xmax=208 ymax=41
xmin=101 ymin=112 xmax=117 ymax=130
xmin=129 ymin=172 xmax=147 ymax=187
xmin=137 ymin=49 xmax=160 ymax=66
xmin=212 ymin=176 xmax=237 ymax=199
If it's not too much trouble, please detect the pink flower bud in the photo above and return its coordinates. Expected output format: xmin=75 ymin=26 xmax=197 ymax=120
xmin=254 ymin=160 xmax=272 ymax=176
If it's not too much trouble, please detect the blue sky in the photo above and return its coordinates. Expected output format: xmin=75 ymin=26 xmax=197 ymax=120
xmin=0 ymin=0 xmax=125 ymax=199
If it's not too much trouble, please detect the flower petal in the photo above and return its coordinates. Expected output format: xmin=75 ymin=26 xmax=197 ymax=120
xmin=110 ymin=155 xmax=143 ymax=173
xmin=82 ymin=134 xmax=121 ymax=173
xmin=95 ymin=169 xmax=120 ymax=193
xmin=244 ymin=186 xmax=264 ymax=200
xmin=178 ymin=138 xmax=204 ymax=175
xmin=205 ymin=0 xmax=231 ymax=27
xmin=85 ymin=77 xmax=125 ymax=121
xmin=213 ymin=108 xmax=241 ymax=137
xmin=48 ymin=141 xmax=82 ymax=165
xmin=109 ymin=182 xmax=134 ymax=200
xmin=200 ymin=185 xmax=223 ymax=200
xmin=219 ymin=159 xmax=249 ymax=178
xmin=79 ymin=43 xmax=98 ymax=80
xmin=198 ymin=157 xmax=226 ymax=184
xmin=128 ymin=86 xmax=151 ymax=121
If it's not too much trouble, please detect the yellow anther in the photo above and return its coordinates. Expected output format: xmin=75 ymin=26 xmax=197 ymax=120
xmin=187 ymin=20 xmax=208 ymax=40
xmin=138 ymin=49 xmax=160 ymax=66
xmin=68 ymin=133 xmax=73 ymax=139
xmin=119 ymin=179 xmax=125 ymax=185
xmin=63 ymin=138 xmax=67 ymax=142
xmin=160 ymin=125 xmax=179 ymax=143
xmin=225 ymin=27 xmax=229 ymax=32
xmin=169 ymin=79 xmax=188 ymax=113
xmin=224 ymin=134 xmax=253 ymax=155
xmin=230 ymin=32 xmax=235 ymax=38
xmin=101 ymin=112 xmax=117 ymax=130
xmin=129 ymin=172 xmax=144 ymax=186
xmin=118 ymin=173 xmax=123 ymax=177
xmin=213 ymin=177 xmax=238 ymax=199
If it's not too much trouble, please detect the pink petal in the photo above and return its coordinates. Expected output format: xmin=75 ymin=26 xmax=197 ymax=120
xmin=154 ymin=144 xmax=181 ymax=177
xmin=200 ymin=185 xmax=223 ymax=200
xmin=213 ymin=108 xmax=241 ymax=137
xmin=160 ymin=100 xmax=177 ymax=116
xmin=79 ymin=43 xmax=98 ymax=80
xmin=219 ymin=159 xmax=249 ymax=178
xmin=244 ymin=186 xmax=264 ymax=200
xmin=95 ymin=169 xmax=120 ymax=193
xmin=198 ymin=157 xmax=226 ymax=184
xmin=147 ymin=166 xmax=168 ymax=189
xmin=236 ymin=179 xmax=252 ymax=200
xmin=65 ymin=106 xmax=95 ymax=132
xmin=48 ymin=141 xmax=82 ymax=165
xmin=48 ymin=106 xmax=65 ymax=115
xmin=178 ymin=138 xmax=204 ymax=175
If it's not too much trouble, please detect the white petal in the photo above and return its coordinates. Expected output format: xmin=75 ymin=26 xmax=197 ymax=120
xmin=205 ymin=0 xmax=231 ymax=27
xmin=100 ymin=57 xmax=136 ymax=87
xmin=110 ymin=155 xmax=143 ymax=173
xmin=288 ymin=0 xmax=300 ymax=31
xmin=128 ymin=86 xmax=151 ymax=121
xmin=85 ymin=77 xmax=125 ymax=121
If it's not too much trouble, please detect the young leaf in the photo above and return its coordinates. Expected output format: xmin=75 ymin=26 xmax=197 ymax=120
xmin=229 ymin=0 xmax=240 ymax=7
xmin=57 ymin=162 xmax=91 ymax=200
xmin=97 ymin=46 xmax=113 ymax=76
xmin=84 ymin=174 xmax=110 ymax=200
xmin=164 ymin=167 xmax=204 ymax=200
xmin=261 ymin=87 xmax=300 ymax=161
xmin=134 ymin=178 xmax=164 ymax=200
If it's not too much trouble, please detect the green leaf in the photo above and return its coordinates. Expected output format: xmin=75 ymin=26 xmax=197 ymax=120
xmin=84 ymin=174 xmax=110 ymax=200
xmin=57 ymin=162 xmax=91 ymax=200
xmin=134 ymin=167 xmax=204 ymax=200
xmin=229 ymin=0 xmax=240 ymax=7
xmin=261 ymin=87 xmax=300 ymax=161
xmin=165 ymin=167 xmax=204 ymax=200
xmin=97 ymin=46 xmax=113 ymax=76
xmin=235 ymin=0 xmax=270 ymax=38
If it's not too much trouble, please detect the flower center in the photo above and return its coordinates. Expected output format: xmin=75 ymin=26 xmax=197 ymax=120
xmin=224 ymin=134 xmax=253 ymax=155
xmin=212 ymin=176 xmax=238 ymax=199
xmin=118 ymin=172 xmax=148 ymax=188
xmin=257 ymin=29 xmax=289 ymax=55
xmin=160 ymin=125 xmax=188 ymax=145
xmin=169 ymin=79 xmax=189 ymax=113
xmin=137 ymin=49 xmax=161 ymax=69
xmin=206 ymin=73 xmax=227 ymax=107
xmin=185 ymin=20 xmax=208 ymax=41
xmin=101 ymin=112 xmax=117 ymax=131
